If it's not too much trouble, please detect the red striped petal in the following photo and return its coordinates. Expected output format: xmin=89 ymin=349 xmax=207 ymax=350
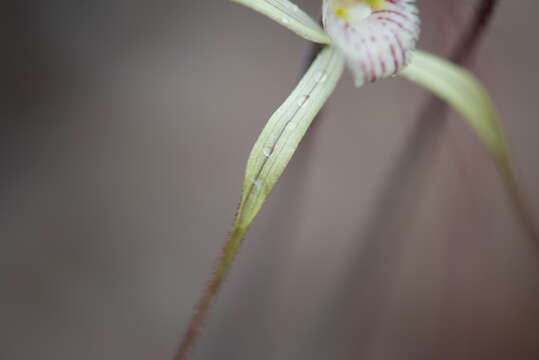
xmin=323 ymin=0 xmax=420 ymax=86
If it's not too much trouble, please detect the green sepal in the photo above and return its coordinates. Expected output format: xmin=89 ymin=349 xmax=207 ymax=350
xmin=235 ymin=45 xmax=344 ymax=230
xmin=402 ymin=50 xmax=509 ymax=161
xmin=231 ymin=0 xmax=331 ymax=44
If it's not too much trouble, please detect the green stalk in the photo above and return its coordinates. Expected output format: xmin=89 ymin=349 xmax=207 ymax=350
xmin=175 ymin=226 xmax=246 ymax=360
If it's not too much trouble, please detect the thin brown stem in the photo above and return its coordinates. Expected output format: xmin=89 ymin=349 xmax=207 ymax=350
xmin=451 ymin=0 xmax=539 ymax=245
xmin=450 ymin=0 xmax=499 ymax=63
xmin=175 ymin=225 xmax=247 ymax=360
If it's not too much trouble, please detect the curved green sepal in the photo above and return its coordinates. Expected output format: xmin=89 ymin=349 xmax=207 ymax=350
xmin=235 ymin=45 xmax=344 ymax=230
xmin=231 ymin=0 xmax=331 ymax=44
xmin=402 ymin=50 xmax=539 ymax=241
xmin=401 ymin=50 xmax=508 ymax=160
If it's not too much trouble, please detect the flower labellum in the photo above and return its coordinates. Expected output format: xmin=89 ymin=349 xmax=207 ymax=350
xmin=323 ymin=0 xmax=420 ymax=86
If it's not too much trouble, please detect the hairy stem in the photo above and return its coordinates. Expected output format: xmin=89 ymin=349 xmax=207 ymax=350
xmin=175 ymin=225 xmax=246 ymax=360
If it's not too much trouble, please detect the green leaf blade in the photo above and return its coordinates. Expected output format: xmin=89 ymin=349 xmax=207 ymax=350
xmin=236 ymin=45 xmax=344 ymax=229
xmin=231 ymin=0 xmax=330 ymax=44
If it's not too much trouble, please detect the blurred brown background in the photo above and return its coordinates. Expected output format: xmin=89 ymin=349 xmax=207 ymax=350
xmin=2 ymin=1 xmax=539 ymax=359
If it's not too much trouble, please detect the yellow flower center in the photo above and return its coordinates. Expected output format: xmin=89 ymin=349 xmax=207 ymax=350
xmin=332 ymin=0 xmax=385 ymax=22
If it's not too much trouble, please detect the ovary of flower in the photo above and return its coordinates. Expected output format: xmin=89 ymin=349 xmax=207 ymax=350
xmin=323 ymin=0 xmax=420 ymax=86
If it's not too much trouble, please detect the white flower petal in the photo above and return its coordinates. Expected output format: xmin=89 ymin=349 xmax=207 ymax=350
xmin=323 ymin=0 xmax=420 ymax=86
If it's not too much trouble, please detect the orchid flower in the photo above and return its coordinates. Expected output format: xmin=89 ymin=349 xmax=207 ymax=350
xmin=176 ymin=1 xmax=535 ymax=358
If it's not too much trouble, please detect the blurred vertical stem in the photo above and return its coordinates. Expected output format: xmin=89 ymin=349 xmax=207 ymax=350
xmin=435 ymin=0 xmax=538 ymax=243
xmin=403 ymin=50 xmax=539 ymax=244
xmin=451 ymin=0 xmax=498 ymax=63
xmin=453 ymin=0 xmax=538 ymax=241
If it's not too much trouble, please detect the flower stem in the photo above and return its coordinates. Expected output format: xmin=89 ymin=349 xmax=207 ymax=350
xmin=175 ymin=224 xmax=247 ymax=360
